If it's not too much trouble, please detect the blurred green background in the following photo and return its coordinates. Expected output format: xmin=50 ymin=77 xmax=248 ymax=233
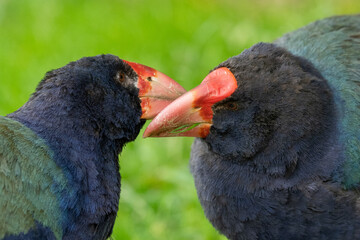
xmin=0 ymin=0 xmax=359 ymax=239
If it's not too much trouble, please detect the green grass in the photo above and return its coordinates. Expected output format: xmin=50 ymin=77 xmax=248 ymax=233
xmin=0 ymin=0 xmax=359 ymax=239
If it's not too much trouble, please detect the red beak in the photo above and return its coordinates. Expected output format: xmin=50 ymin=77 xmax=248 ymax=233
xmin=143 ymin=67 xmax=237 ymax=138
xmin=124 ymin=60 xmax=186 ymax=119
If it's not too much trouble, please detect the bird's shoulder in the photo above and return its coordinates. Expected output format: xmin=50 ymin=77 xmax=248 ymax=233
xmin=0 ymin=116 xmax=66 ymax=239
xmin=275 ymin=15 xmax=360 ymax=188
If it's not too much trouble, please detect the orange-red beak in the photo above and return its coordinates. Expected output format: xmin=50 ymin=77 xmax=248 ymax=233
xmin=143 ymin=67 xmax=237 ymax=138
xmin=124 ymin=60 xmax=186 ymax=119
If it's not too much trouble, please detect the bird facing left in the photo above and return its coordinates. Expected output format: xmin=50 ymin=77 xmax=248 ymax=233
xmin=0 ymin=54 xmax=186 ymax=240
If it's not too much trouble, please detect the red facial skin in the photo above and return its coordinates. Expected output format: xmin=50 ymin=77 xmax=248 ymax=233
xmin=143 ymin=67 xmax=238 ymax=138
xmin=124 ymin=60 xmax=186 ymax=119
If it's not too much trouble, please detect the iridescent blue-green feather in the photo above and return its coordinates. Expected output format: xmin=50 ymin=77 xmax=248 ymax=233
xmin=275 ymin=15 xmax=360 ymax=187
xmin=0 ymin=116 xmax=68 ymax=239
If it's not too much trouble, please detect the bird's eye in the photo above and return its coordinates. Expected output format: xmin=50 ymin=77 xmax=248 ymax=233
xmin=117 ymin=72 xmax=126 ymax=83
xmin=147 ymin=77 xmax=153 ymax=82
xmin=225 ymin=102 xmax=238 ymax=110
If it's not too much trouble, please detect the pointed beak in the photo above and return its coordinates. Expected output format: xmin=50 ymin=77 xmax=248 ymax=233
xmin=143 ymin=67 xmax=237 ymax=138
xmin=124 ymin=60 xmax=186 ymax=119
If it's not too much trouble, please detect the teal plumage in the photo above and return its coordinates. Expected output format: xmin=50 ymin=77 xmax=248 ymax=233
xmin=0 ymin=116 xmax=67 ymax=239
xmin=275 ymin=15 xmax=360 ymax=188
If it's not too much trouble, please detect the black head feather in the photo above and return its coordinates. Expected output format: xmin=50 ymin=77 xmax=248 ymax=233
xmin=190 ymin=44 xmax=358 ymax=240
xmin=31 ymin=54 xmax=145 ymax=143
xmin=8 ymin=54 xmax=145 ymax=239
xmin=205 ymin=43 xmax=338 ymax=184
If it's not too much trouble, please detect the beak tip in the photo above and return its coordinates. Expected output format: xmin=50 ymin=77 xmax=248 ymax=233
xmin=142 ymin=129 xmax=152 ymax=138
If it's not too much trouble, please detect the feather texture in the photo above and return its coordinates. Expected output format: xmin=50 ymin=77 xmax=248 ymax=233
xmin=1 ymin=55 xmax=145 ymax=239
xmin=0 ymin=116 xmax=66 ymax=239
xmin=188 ymin=15 xmax=360 ymax=239
xmin=275 ymin=15 xmax=360 ymax=188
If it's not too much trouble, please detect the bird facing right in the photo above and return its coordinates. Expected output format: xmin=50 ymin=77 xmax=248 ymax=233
xmin=144 ymin=15 xmax=360 ymax=240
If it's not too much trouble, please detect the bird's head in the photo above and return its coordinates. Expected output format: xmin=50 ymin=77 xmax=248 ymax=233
xmin=34 ymin=54 xmax=185 ymax=141
xmin=144 ymin=43 xmax=337 ymax=179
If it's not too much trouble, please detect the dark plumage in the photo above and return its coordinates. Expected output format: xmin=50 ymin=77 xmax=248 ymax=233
xmin=0 ymin=55 xmax=185 ymax=240
xmin=144 ymin=15 xmax=360 ymax=239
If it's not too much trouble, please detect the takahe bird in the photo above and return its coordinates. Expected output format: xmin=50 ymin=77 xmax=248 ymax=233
xmin=144 ymin=15 xmax=360 ymax=240
xmin=0 ymin=55 xmax=185 ymax=240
